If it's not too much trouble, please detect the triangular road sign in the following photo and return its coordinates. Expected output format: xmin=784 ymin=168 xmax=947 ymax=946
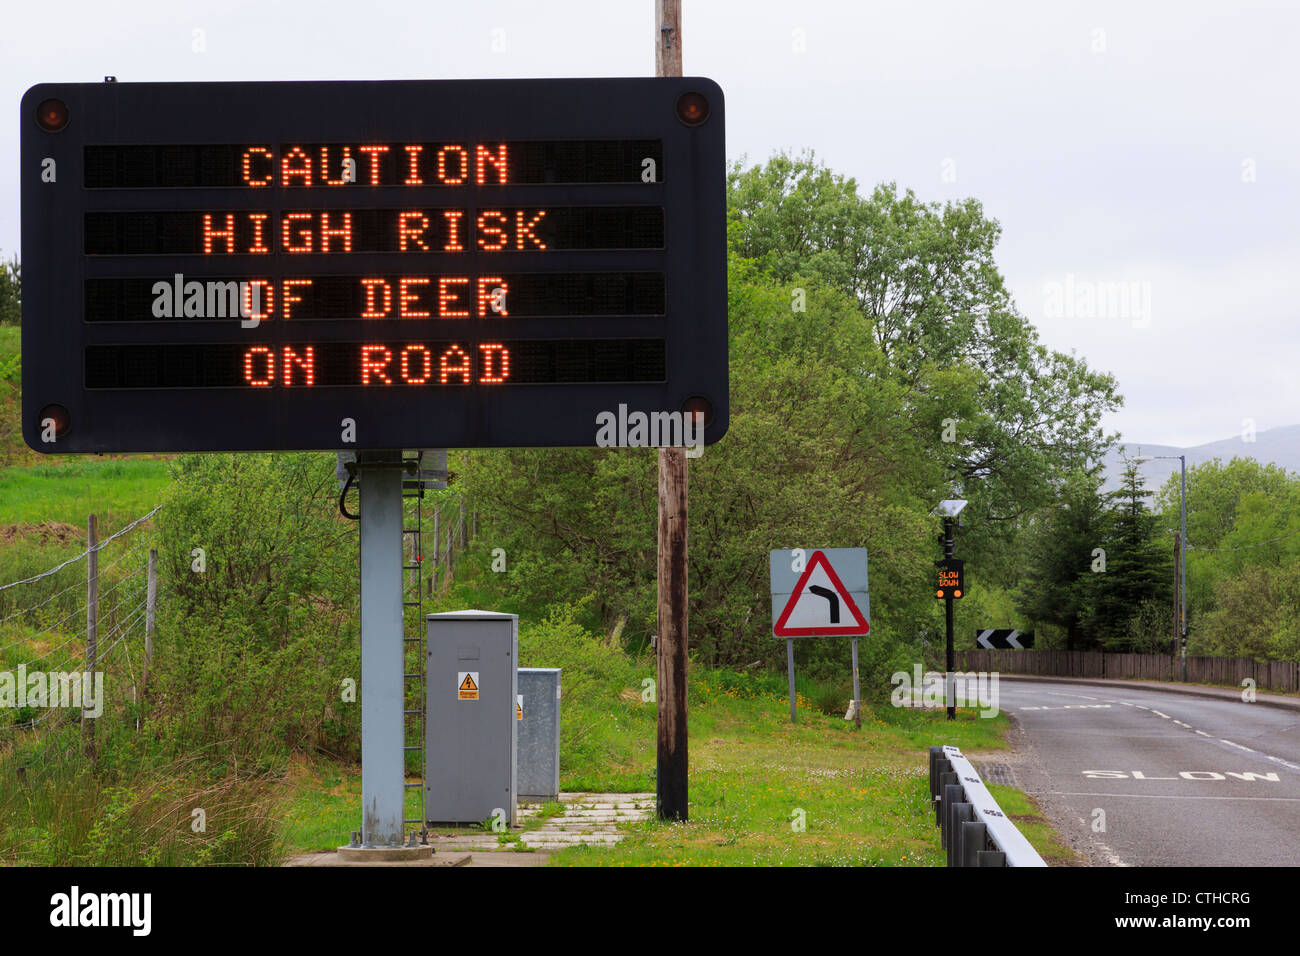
xmin=774 ymin=550 xmax=869 ymax=636
xmin=460 ymin=673 xmax=478 ymax=692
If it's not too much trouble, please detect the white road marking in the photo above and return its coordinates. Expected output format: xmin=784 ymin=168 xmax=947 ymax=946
xmin=1220 ymin=740 xmax=1256 ymax=753
xmin=1151 ymin=710 xmax=1171 ymax=718
xmin=1173 ymin=720 xmax=1191 ymax=728
xmin=1091 ymin=841 xmax=1130 ymax=866
xmin=1195 ymin=730 xmax=1211 ymax=737
xmin=1135 ymin=705 xmax=1150 ymax=710
xmin=1045 ymin=792 xmax=1300 ymax=802
xmin=1265 ymin=755 xmax=1300 ymax=771
xmin=1017 ymin=704 xmax=1112 ymax=711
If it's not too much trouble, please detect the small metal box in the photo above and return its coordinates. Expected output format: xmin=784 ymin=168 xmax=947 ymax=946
xmin=517 ymin=668 xmax=562 ymax=801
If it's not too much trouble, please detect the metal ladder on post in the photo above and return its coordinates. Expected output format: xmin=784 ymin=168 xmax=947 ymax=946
xmin=401 ymin=453 xmax=428 ymax=845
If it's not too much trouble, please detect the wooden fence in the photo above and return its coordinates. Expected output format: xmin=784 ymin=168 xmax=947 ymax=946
xmin=958 ymin=649 xmax=1300 ymax=694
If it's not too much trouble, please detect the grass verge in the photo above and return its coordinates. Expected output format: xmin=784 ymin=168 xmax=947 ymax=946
xmin=278 ymin=675 xmax=1032 ymax=866
xmin=0 ymin=458 xmax=171 ymax=527
xmin=984 ymin=781 xmax=1081 ymax=865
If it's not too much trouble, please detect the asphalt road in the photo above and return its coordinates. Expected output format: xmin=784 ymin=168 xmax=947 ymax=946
xmin=995 ymin=678 xmax=1300 ymax=866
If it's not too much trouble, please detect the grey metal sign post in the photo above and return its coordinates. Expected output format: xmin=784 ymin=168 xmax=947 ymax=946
xmin=358 ymin=451 xmax=405 ymax=847
xmin=786 ymin=638 xmax=797 ymax=723
xmin=850 ymin=636 xmax=861 ymax=727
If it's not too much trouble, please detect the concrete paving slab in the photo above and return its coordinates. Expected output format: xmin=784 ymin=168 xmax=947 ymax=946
xmin=285 ymin=792 xmax=656 ymax=866
xmin=285 ymin=849 xmax=471 ymax=867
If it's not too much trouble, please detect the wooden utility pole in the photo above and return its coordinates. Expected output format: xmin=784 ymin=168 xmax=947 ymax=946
xmin=656 ymin=0 xmax=683 ymax=76
xmin=655 ymin=0 xmax=689 ymax=822
xmin=85 ymin=514 xmax=98 ymax=762
xmin=657 ymin=448 xmax=689 ymax=819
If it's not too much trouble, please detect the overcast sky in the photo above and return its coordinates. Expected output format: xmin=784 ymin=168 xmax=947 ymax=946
xmin=3 ymin=0 xmax=1296 ymax=448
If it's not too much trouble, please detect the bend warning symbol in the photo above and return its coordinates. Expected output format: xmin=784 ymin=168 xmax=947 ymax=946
xmin=773 ymin=550 xmax=869 ymax=637
xmin=458 ymin=672 xmax=479 ymax=701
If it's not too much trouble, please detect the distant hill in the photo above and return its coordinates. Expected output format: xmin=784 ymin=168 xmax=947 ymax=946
xmin=1102 ymin=425 xmax=1300 ymax=493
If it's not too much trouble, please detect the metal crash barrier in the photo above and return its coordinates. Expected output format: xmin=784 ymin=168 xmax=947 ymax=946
xmin=928 ymin=745 xmax=1046 ymax=867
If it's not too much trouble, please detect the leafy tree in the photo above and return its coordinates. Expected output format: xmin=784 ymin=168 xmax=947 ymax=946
xmin=0 ymin=253 xmax=19 ymax=326
xmin=1158 ymin=457 xmax=1293 ymax=551
xmin=728 ymin=153 xmax=1122 ymax=574
xmin=1197 ymin=560 xmax=1300 ymax=660
xmin=1153 ymin=458 xmax=1300 ymax=658
xmin=150 ymin=453 xmax=362 ymax=765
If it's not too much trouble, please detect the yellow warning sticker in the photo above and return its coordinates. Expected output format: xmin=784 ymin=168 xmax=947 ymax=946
xmin=458 ymin=672 xmax=479 ymax=701
xmin=516 ymin=694 xmax=523 ymax=720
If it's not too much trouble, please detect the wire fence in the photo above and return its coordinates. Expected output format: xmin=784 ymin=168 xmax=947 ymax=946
xmin=0 ymin=595 xmax=152 ymax=736
xmin=0 ymin=506 xmax=160 ymax=742
xmin=0 ymin=505 xmax=161 ymax=594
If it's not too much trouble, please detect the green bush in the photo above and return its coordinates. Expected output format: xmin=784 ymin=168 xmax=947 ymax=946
xmin=0 ymin=253 xmax=19 ymax=326
xmin=148 ymin=453 xmax=361 ymax=767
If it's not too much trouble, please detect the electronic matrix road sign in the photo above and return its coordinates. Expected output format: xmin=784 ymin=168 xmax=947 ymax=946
xmin=21 ymin=78 xmax=727 ymax=453
xmin=935 ymin=558 xmax=964 ymax=599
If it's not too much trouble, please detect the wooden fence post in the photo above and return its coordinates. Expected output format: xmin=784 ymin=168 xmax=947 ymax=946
xmin=84 ymin=514 xmax=98 ymax=762
xmin=140 ymin=547 xmax=157 ymax=727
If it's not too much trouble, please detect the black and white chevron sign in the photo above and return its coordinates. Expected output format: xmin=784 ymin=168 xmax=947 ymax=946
xmin=975 ymin=629 xmax=1034 ymax=650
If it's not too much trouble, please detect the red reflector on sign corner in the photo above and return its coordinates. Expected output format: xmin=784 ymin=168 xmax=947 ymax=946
xmin=681 ymin=395 xmax=713 ymax=428
xmin=675 ymin=91 xmax=709 ymax=126
xmin=37 ymin=403 xmax=71 ymax=438
xmin=36 ymin=98 xmax=69 ymax=132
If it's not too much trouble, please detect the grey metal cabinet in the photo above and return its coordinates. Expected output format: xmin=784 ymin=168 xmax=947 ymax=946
xmin=517 ymin=668 xmax=562 ymax=801
xmin=425 ymin=610 xmax=517 ymax=826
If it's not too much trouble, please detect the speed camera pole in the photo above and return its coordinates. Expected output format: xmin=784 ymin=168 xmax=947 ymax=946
xmin=932 ymin=499 xmax=967 ymax=721
xmin=655 ymin=0 xmax=689 ymax=823
xmin=943 ymin=516 xmax=955 ymax=721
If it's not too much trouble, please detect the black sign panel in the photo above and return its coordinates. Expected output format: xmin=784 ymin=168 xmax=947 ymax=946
xmin=21 ymin=79 xmax=727 ymax=452
xmin=935 ymin=558 xmax=964 ymax=599
xmin=975 ymin=629 xmax=1034 ymax=649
